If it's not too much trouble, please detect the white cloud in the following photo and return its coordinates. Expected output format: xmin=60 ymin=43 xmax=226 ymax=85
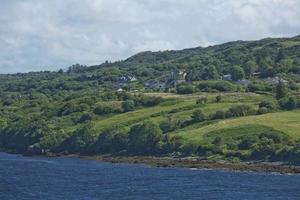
xmin=0 ymin=0 xmax=300 ymax=73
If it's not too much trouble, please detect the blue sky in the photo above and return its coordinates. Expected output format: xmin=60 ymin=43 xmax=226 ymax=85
xmin=0 ymin=0 xmax=300 ymax=74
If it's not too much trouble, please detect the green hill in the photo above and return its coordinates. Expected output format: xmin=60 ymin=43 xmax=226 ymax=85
xmin=1 ymin=35 xmax=300 ymax=164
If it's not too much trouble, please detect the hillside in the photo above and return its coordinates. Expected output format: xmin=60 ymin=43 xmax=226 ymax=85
xmin=1 ymin=35 xmax=300 ymax=164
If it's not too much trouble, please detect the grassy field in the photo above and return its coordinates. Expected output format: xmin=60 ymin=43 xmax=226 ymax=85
xmin=93 ymin=93 xmax=262 ymax=131
xmin=90 ymin=92 xmax=300 ymax=146
xmin=174 ymin=109 xmax=300 ymax=143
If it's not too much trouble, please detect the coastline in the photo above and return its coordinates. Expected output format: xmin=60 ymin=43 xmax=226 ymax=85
xmin=2 ymin=151 xmax=300 ymax=174
xmin=71 ymin=154 xmax=300 ymax=174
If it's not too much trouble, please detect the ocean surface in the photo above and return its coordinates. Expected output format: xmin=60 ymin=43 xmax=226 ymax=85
xmin=0 ymin=152 xmax=300 ymax=200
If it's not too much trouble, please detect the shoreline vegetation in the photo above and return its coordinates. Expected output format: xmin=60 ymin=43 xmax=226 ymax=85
xmin=3 ymin=151 xmax=300 ymax=174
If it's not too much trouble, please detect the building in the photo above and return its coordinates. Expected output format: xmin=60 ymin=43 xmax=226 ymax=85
xmin=222 ymin=74 xmax=232 ymax=81
xmin=265 ymin=76 xmax=288 ymax=85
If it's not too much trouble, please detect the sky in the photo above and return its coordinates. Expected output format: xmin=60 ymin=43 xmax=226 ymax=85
xmin=0 ymin=0 xmax=300 ymax=74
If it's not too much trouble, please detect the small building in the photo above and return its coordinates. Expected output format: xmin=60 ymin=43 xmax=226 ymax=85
xmin=266 ymin=76 xmax=288 ymax=85
xmin=252 ymin=72 xmax=261 ymax=77
xmin=129 ymin=76 xmax=137 ymax=82
xmin=117 ymin=88 xmax=123 ymax=92
xmin=222 ymin=74 xmax=232 ymax=81
xmin=119 ymin=75 xmax=137 ymax=83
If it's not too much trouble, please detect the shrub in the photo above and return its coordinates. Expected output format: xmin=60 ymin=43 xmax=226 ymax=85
xmin=198 ymin=81 xmax=237 ymax=92
xmin=279 ymin=96 xmax=298 ymax=110
xmin=196 ymin=97 xmax=208 ymax=105
xmin=238 ymin=135 xmax=259 ymax=150
xmin=61 ymin=123 xmax=97 ymax=153
xmin=212 ymin=110 xmax=226 ymax=119
xmin=250 ymin=138 xmax=276 ymax=160
xmin=257 ymin=107 xmax=269 ymax=115
xmin=94 ymin=104 xmax=122 ymax=115
xmin=246 ymin=82 xmax=272 ymax=92
xmin=121 ymin=100 xmax=135 ymax=112
xmin=226 ymin=104 xmax=255 ymax=117
xmin=197 ymin=145 xmax=214 ymax=156
xmin=212 ymin=136 xmax=224 ymax=147
xmin=231 ymin=66 xmax=245 ymax=81
xmin=215 ymin=95 xmax=222 ymax=103
xmin=258 ymin=100 xmax=277 ymax=111
xmin=259 ymin=131 xmax=289 ymax=144
xmin=179 ymin=143 xmax=199 ymax=155
xmin=128 ymin=121 xmax=163 ymax=154
xmin=276 ymin=80 xmax=288 ymax=99
xmin=96 ymin=126 xmax=128 ymax=153
xmin=132 ymin=95 xmax=162 ymax=107
xmin=176 ymin=83 xmax=195 ymax=94
xmin=191 ymin=110 xmax=206 ymax=122
xmin=59 ymin=103 xmax=89 ymax=116
xmin=78 ymin=113 xmax=93 ymax=123
xmin=159 ymin=117 xmax=181 ymax=133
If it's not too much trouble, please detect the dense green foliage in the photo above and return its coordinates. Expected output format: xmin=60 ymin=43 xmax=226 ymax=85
xmin=1 ymin=35 xmax=300 ymax=164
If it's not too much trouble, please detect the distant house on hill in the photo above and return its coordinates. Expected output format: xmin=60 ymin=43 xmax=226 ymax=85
xmin=265 ymin=76 xmax=288 ymax=85
xmin=252 ymin=72 xmax=261 ymax=77
xmin=222 ymin=74 xmax=232 ymax=81
xmin=119 ymin=75 xmax=137 ymax=83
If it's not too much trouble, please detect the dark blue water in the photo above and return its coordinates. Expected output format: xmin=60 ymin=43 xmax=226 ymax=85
xmin=1 ymin=153 xmax=300 ymax=200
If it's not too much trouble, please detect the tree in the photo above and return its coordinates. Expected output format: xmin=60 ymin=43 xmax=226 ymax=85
xmin=243 ymin=61 xmax=257 ymax=77
xmin=258 ymin=100 xmax=277 ymax=111
xmin=191 ymin=110 xmax=206 ymax=122
xmin=128 ymin=121 xmax=163 ymax=154
xmin=212 ymin=136 xmax=224 ymax=148
xmin=212 ymin=110 xmax=226 ymax=119
xmin=212 ymin=136 xmax=225 ymax=153
xmin=176 ymin=83 xmax=194 ymax=94
xmin=96 ymin=126 xmax=128 ymax=153
xmin=122 ymin=100 xmax=135 ymax=112
xmin=159 ymin=117 xmax=181 ymax=133
xmin=238 ymin=135 xmax=258 ymax=150
xmin=279 ymin=96 xmax=298 ymax=110
xmin=196 ymin=97 xmax=208 ymax=104
xmin=78 ymin=113 xmax=93 ymax=123
xmin=215 ymin=95 xmax=222 ymax=103
xmin=230 ymin=66 xmax=245 ymax=81
xmin=63 ymin=123 xmax=97 ymax=153
xmin=276 ymin=49 xmax=285 ymax=63
xmin=202 ymin=66 xmax=219 ymax=80
xmin=275 ymin=80 xmax=287 ymax=99
xmin=58 ymin=69 xmax=64 ymax=74
xmin=226 ymin=104 xmax=255 ymax=117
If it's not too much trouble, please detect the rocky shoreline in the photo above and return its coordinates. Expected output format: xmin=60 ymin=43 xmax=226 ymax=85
xmin=79 ymin=154 xmax=300 ymax=174
xmin=2 ymin=150 xmax=300 ymax=174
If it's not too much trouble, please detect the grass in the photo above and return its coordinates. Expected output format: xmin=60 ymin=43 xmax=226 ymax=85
xmin=90 ymin=92 xmax=300 ymax=147
xmin=201 ymin=124 xmax=286 ymax=144
xmin=174 ymin=109 xmax=300 ymax=143
xmin=93 ymin=99 xmax=196 ymax=131
xmin=92 ymin=92 xmax=264 ymax=132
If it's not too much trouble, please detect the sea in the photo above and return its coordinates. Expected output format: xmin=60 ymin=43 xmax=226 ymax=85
xmin=0 ymin=152 xmax=300 ymax=200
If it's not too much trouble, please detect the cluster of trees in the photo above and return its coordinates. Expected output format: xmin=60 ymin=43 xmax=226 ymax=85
xmin=197 ymin=81 xmax=239 ymax=92
xmin=176 ymin=80 xmax=241 ymax=94
xmin=39 ymin=121 xmax=184 ymax=155
xmin=275 ymin=80 xmax=300 ymax=110
xmin=200 ymin=131 xmax=300 ymax=164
